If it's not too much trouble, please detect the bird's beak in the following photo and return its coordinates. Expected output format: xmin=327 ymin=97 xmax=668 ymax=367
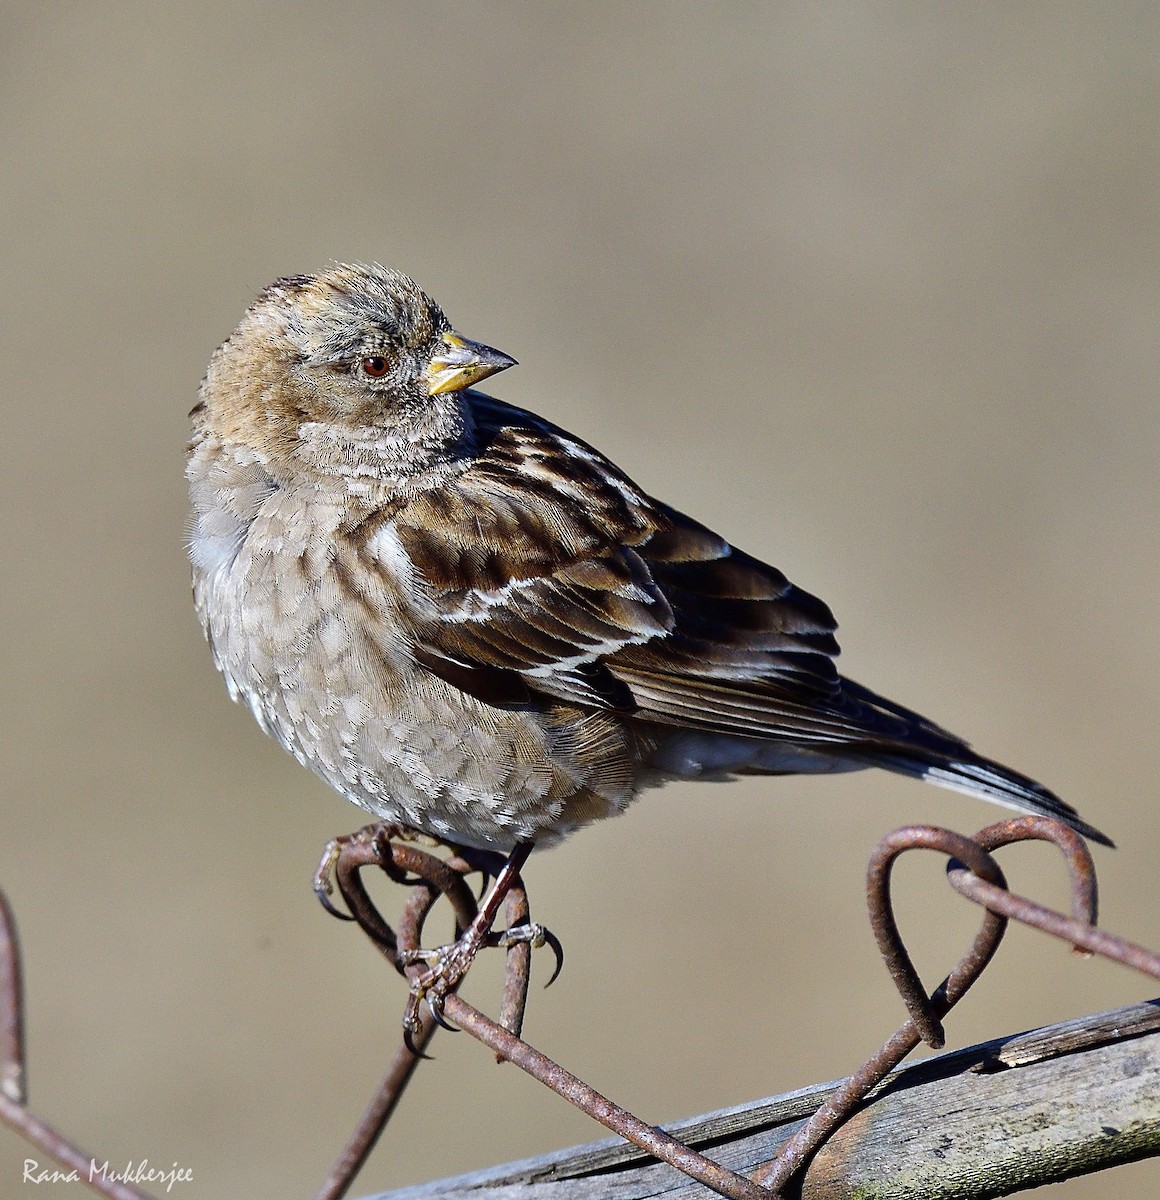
xmin=424 ymin=331 xmax=517 ymax=396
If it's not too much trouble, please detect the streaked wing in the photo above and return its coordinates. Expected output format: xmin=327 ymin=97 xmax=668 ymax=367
xmin=377 ymin=396 xmax=848 ymax=731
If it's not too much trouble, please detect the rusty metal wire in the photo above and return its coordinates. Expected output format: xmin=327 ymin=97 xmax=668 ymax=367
xmin=311 ymin=1012 xmax=440 ymax=1200
xmin=392 ymin=871 xmax=771 ymax=1200
xmin=311 ymin=816 xmax=1160 ymax=1200
xmin=440 ymin=996 xmax=773 ymax=1200
xmin=753 ymin=825 xmax=1015 ymax=1192
xmin=3 ymin=811 xmax=1157 ymax=1200
xmin=864 ymin=826 xmax=1010 ymax=1049
xmin=0 ymin=887 xmax=157 ymax=1200
xmin=0 ymin=887 xmax=25 ymax=1106
xmin=312 ymin=825 xmax=771 ymax=1200
xmin=311 ymin=829 xmax=568 ymax=1200
xmin=954 ymin=817 xmax=1160 ymax=979
xmin=755 ymin=815 xmax=1155 ymax=1194
xmin=497 ymin=885 xmax=533 ymax=1044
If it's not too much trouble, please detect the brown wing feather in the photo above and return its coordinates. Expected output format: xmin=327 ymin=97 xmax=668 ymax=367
xmin=382 ymin=397 xmax=845 ymax=724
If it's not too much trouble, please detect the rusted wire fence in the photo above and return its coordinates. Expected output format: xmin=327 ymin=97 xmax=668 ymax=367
xmin=2 ymin=815 xmax=1159 ymax=1200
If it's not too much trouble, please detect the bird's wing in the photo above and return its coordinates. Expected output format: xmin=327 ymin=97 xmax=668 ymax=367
xmin=365 ymin=397 xmax=880 ymax=744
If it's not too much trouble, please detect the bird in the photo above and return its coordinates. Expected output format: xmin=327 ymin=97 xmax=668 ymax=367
xmin=187 ymin=263 xmax=1109 ymax=1010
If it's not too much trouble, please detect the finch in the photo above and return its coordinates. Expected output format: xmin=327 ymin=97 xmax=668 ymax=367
xmin=187 ymin=263 xmax=1109 ymax=857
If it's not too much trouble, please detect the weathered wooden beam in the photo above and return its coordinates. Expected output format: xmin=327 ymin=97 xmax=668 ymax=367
xmin=363 ymin=998 xmax=1160 ymax=1200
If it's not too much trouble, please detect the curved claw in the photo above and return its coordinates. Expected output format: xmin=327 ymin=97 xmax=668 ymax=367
xmin=494 ymin=922 xmax=565 ymax=987
xmin=425 ymin=995 xmax=461 ymax=1033
xmin=540 ymin=926 xmax=565 ymax=988
xmin=402 ymin=1020 xmax=435 ymax=1059
xmin=314 ymin=887 xmax=356 ymax=922
xmin=312 ymin=844 xmax=356 ymax=921
xmin=401 ymin=974 xmax=461 ymax=1054
xmin=399 ymin=937 xmax=471 ymax=1045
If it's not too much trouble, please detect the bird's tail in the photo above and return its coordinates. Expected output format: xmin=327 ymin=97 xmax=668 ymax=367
xmin=853 ymin=748 xmax=1113 ymax=847
xmin=834 ymin=678 xmax=1113 ymax=847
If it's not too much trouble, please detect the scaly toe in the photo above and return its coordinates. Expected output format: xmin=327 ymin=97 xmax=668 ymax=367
xmin=312 ymin=837 xmax=355 ymax=921
xmin=494 ymin=922 xmax=565 ymax=986
xmin=398 ymin=937 xmax=481 ymax=1041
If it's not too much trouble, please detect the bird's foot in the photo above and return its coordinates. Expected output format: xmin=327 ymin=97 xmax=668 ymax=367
xmin=313 ymin=821 xmax=430 ymax=920
xmin=398 ymin=919 xmax=564 ymax=1049
xmin=398 ymin=927 xmax=487 ymax=1044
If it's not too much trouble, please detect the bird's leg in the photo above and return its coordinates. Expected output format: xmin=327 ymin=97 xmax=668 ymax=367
xmin=398 ymin=840 xmax=543 ymax=1036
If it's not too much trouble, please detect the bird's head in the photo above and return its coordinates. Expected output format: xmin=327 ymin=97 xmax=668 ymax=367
xmin=194 ymin=263 xmax=516 ymax=478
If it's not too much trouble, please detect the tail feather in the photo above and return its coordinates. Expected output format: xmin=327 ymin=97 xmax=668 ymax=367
xmin=831 ymin=678 xmax=1112 ymax=847
xmin=858 ymin=749 xmax=1114 ymax=848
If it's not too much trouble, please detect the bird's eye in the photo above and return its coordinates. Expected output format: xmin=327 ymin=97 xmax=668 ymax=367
xmin=360 ymin=356 xmax=390 ymax=377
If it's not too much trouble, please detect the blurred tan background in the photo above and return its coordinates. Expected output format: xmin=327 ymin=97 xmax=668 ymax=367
xmin=2 ymin=5 xmax=1158 ymax=1198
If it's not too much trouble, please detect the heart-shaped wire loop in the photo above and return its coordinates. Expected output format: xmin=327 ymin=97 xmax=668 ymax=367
xmin=866 ymin=825 xmax=1009 ymax=1047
